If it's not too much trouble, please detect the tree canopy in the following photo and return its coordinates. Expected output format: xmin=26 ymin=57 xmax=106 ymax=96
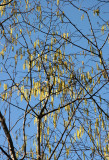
xmin=0 ymin=0 xmax=109 ymax=160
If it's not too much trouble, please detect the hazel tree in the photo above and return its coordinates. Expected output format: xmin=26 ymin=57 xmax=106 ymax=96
xmin=0 ymin=0 xmax=109 ymax=160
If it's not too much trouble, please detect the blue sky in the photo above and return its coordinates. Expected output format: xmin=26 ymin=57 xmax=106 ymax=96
xmin=0 ymin=0 xmax=109 ymax=160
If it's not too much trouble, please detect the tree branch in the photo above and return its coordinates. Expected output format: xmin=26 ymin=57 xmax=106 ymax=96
xmin=0 ymin=111 xmax=17 ymax=160
xmin=0 ymin=146 xmax=12 ymax=160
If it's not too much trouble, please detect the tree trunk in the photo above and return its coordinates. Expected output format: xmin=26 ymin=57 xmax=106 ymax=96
xmin=37 ymin=118 xmax=41 ymax=160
